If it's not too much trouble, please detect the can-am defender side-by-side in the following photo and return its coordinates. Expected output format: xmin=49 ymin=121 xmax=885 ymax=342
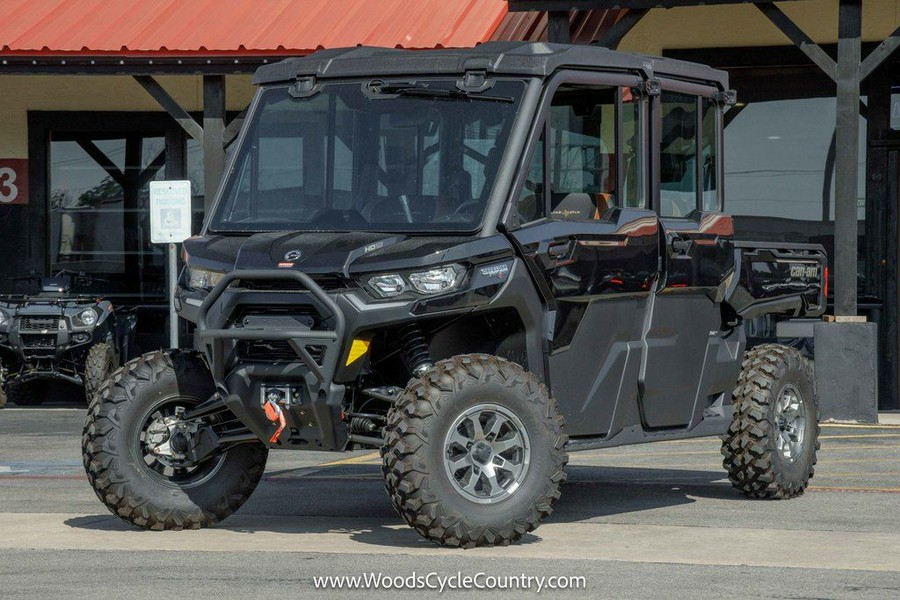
xmin=0 ymin=271 xmax=133 ymax=406
xmin=83 ymin=43 xmax=826 ymax=547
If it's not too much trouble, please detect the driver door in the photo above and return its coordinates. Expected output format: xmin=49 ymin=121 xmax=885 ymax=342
xmin=509 ymin=74 xmax=658 ymax=438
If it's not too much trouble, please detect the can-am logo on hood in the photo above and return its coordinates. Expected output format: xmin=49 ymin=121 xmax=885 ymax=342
xmin=283 ymin=249 xmax=303 ymax=261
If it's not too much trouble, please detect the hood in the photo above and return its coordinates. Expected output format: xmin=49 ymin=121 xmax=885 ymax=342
xmin=184 ymin=231 xmax=514 ymax=277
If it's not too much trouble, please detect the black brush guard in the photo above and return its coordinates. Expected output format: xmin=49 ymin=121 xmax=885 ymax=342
xmin=196 ymin=270 xmax=348 ymax=449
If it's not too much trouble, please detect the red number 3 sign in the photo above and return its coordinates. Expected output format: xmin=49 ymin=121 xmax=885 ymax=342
xmin=0 ymin=159 xmax=27 ymax=205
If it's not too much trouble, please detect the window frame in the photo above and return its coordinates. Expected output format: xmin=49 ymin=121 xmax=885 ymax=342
xmin=503 ymin=69 xmax=646 ymax=229
xmin=652 ymin=78 xmax=724 ymax=216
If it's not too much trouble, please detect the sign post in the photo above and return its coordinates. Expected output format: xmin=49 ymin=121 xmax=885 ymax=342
xmin=149 ymin=181 xmax=193 ymax=349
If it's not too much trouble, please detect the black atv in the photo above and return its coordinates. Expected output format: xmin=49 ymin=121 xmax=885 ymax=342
xmin=0 ymin=271 xmax=134 ymax=406
xmin=83 ymin=43 xmax=827 ymax=547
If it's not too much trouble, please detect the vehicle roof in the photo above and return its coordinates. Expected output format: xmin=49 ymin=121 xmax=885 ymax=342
xmin=253 ymin=41 xmax=728 ymax=89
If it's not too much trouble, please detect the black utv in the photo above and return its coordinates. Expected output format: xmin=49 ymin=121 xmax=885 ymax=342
xmin=0 ymin=271 xmax=131 ymax=406
xmin=83 ymin=43 xmax=826 ymax=548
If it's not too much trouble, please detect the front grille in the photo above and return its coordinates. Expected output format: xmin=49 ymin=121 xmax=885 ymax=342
xmin=237 ymin=340 xmax=325 ymax=364
xmin=19 ymin=316 xmax=59 ymax=331
xmin=21 ymin=334 xmax=56 ymax=349
xmin=239 ymin=275 xmax=353 ymax=292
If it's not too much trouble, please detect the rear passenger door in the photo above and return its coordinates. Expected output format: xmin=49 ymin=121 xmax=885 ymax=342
xmin=509 ymin=72 xmax=659 ymax=438
xmin=638 ymin=83 xmax=736 ymax=429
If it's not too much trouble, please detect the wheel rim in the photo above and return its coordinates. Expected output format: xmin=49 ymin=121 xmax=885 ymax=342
xmin=137 ymin=399 xmax=226 ymax=487
xmin=774 ymin=384 xmax=807 ymax=462
xmin=443 ymin=403 xmax=531 ymax=504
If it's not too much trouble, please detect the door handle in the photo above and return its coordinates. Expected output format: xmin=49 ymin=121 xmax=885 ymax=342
xmin=547 ymin=240 xmax=574 ymax=259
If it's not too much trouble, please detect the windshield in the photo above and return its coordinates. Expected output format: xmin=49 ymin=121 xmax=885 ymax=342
xmin=209 ymin=79 xmax=526 ymax=233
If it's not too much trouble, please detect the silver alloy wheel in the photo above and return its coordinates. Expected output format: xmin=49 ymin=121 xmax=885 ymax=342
xmin=774 ymin=384 xmax=807 ymax=462
xmin=443 ymin=403 xmax=531 ymax=504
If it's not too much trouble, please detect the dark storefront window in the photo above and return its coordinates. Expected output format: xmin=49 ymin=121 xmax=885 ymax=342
xmin=49 ymin=133 xmax=167 ymax=300
xmin=724 ymin=95 xmax=867 ymax=295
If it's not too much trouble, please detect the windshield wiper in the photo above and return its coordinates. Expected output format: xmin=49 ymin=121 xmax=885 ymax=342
xmin=367 ymin=81 xmax=513 ymax=103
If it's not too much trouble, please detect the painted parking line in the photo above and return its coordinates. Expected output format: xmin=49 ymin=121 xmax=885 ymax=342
xmin=821 ymin=423 xmax=900 ymax=429
xmin=317 ymin=452 xmax=381 ymax=467
xmin=820 ymin=433 xmax=900 ymax=440
xmin=809 ymin=486 xmax=900 ymax=493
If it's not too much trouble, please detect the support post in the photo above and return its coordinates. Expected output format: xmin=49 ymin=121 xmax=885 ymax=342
xmin=203 ymin=75 xmax=226 ymax=212
xmin=168 ymin=243 xmax=178 ymax=348
xmin=834 ymin=0 xmax=862 ymax=317
xmin=547 ymin=11 xmax=571 ymax=44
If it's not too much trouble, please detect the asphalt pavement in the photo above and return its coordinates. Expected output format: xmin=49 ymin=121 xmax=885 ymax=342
xmin=1 ymin=404 xmax=899 ymax=599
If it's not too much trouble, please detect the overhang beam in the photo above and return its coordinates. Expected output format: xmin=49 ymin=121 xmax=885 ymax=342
xmin=755 ymin=2 xmax=837 ymax=82
xmin=509 ymin=0 xmax=803 ymax=9
xmin=860 ymin=24 xmax=900 ymax=81
xmin=133 ymin=75 xmax=204 ymax=142
xmin=592 ymin=8 xmax=649 ymax=48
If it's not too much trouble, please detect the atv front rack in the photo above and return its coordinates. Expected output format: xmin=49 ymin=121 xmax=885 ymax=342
xmin=197 ymin=270 xmax=347 ymax=383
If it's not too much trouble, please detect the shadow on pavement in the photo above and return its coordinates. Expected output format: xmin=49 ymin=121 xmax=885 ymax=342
xmin=63 ymin=462 xmax=739 ymax=549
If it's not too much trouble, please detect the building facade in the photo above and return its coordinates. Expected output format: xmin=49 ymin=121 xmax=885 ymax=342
xmin=1 ymin=0 xmax=897 ymax=407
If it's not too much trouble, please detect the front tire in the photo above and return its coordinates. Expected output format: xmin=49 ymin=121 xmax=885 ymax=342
xmin=382 ymin=354 xmax=568 ymax=548
xmin=8 ymin=381 xmax=44 ymax=406
xmin=82 ymin=350 xmax=268 ymax=530
xmin=721 ymin=344 xmax=819 ymax=499
xmin=83 ymin=342 xmax=118 ymax=403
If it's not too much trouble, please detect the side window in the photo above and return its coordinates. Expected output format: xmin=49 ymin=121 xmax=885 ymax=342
xmin=548 ymin=85 xmax=618 ymax=221
xmin=659 ymin=92 xmax=699 ymax=218
xmin=517 ymin=132 xmax=545 ymax=224
xmin=515 ymin=84 xmax=643 ymax=225
xmin=701 ymin=98 xmax=720 ymax=211
xmin=621 ymin=88 xmax=643 ymax=208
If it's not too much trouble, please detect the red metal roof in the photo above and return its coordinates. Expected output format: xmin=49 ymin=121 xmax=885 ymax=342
xmin=0 ymin=0 xmax=509 ymax=56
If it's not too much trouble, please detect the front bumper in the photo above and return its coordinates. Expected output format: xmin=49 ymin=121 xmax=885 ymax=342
xmin=197 ymin=270 xmax=350 ymax=450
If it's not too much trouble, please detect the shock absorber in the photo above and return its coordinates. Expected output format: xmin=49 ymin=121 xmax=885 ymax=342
xmin=399 ymin=324 xmax=433 ymax=376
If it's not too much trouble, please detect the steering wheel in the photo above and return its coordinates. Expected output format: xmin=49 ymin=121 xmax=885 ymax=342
xmin=452 ymin=200 xmax=482 ymax=218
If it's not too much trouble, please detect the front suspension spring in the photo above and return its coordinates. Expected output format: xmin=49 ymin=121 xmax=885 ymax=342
xmin=398 ymin=324 xmax=433 ymax=376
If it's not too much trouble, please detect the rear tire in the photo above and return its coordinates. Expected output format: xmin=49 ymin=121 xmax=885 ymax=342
xmin=83 ymin=342 xmax=118 ymax=404
xmin=82 ymin=350 xmax=268 ymax=530
xmin=382 ymin=354 xmax=568 ymax=548
xmin=8 ymin=381 xmax=44 ymax=406
xmin=721 ymin=344 xmax=819 ymax=499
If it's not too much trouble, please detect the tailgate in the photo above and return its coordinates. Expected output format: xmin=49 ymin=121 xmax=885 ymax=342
xmin=728 ymin=242 xmax=827 ymax=319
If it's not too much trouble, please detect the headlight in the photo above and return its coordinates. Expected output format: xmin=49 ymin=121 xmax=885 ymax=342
xmin=366 ymin=264 xmax=465 ymax=299
xmin=188 ymin=266 xmax=226 ymax=290
xmin=78 ymin=309 xmax=97 ymax=327
xmin=408 ymin=265 xmax=464 ymax=295
xmin=367 ymin=274 xmax=408 ymax=298
xmin=0 ymin=311 xmax=8 ymax=329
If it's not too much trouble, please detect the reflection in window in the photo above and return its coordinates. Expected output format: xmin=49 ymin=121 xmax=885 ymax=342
xmin=724 ymin=96 xmax=867 ymax=295
xmin=50 ymin=135 xmax=167 ymax=299
xmin=725 ymin=97 xmax=866 ymax=222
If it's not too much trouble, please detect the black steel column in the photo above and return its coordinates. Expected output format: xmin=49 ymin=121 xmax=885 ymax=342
xmin=203 ymin=75 xmax=226 ymax=212
xmin=834 ymin=0 xmax=862 ymax=316
xmin=547 ymin=11 xmax=571 ymax=44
